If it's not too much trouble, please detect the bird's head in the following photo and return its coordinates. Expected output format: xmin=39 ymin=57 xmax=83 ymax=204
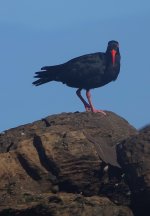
xmin=106 ymin=41 xmax=120 ymax=67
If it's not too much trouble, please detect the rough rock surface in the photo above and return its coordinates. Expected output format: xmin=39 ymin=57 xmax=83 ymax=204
xmin=117 ymin=125 xmax=150 ymax=216
xmin=0 ymin=111 xmax=138 ymax=215
xmin=0 ymin=193 xmax=134 ymax=216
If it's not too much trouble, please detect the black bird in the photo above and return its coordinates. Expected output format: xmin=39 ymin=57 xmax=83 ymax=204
xmin=33 ymin=40 xmax=120 ymax=114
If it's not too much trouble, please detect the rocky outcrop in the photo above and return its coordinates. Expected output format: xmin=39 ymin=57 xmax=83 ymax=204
xmin=117 ymin=125 xmax=150 ymax=216
xmin=0 ymin=111 xmax=147 ymax=216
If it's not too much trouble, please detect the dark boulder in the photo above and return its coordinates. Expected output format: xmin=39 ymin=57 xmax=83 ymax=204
xmin=117 ymin=125 xmax=150 ymax=216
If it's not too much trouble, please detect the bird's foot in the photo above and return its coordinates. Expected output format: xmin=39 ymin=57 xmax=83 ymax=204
xmin=85 ymin=104 xmax=92 ymax=112
xmin=91 ymin=109 xmax=106 ymax=115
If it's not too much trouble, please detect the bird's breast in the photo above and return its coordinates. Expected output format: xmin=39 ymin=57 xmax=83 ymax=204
xmin=104 ymin=65 xmax=120 ymax=83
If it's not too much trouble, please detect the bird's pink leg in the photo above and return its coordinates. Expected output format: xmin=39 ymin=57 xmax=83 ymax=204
xmin=86 ymin=90 xmax=106 ymax=115
xmin=76 ymin=89 xmax=91 ymax=112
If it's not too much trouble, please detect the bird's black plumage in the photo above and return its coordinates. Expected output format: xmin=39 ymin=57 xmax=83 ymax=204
xmin=33 ymin=40 xmax=121 ymax=114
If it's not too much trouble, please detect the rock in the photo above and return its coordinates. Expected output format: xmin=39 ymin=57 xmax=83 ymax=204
xmin=0 ymin=111 xmax=137 ymax=215
xmin=0 ymin=193 xmax=134 ymax=216
xmin=117 ymin=125 xmax=150 ymax=216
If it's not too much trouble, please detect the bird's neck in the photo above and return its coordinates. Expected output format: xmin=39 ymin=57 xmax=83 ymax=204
xmin=103 ymin=52 xmax=120 ymax=82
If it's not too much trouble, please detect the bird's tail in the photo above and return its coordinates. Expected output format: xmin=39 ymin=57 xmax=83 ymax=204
xmin=32 ymin=65 xmax=63 ymax=86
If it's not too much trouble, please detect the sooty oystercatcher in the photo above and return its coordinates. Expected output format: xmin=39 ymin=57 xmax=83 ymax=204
xmin=33 ymin=40 xmax=121 ymax=114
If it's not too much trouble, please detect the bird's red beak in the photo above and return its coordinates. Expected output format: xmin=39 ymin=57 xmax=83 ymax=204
xmin=111 ymin=49 xmax=117 ymax=66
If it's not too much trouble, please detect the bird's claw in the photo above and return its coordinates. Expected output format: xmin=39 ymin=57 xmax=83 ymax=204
xmin=85 ymin=105 xmax=106 ymax=115
xmin=91 ymin=109 xmax=106 ymax=115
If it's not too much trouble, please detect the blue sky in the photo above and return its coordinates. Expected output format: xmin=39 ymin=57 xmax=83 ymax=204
xmin=0 ymin=0 xmax=150 ymax=132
